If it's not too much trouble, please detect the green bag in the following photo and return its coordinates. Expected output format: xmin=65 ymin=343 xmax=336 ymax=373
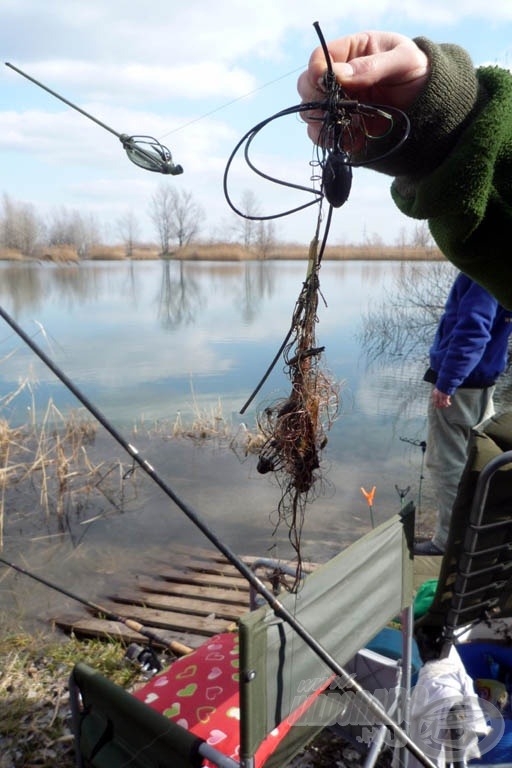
xmin=414 ymin=579 xmax=438 ymax=619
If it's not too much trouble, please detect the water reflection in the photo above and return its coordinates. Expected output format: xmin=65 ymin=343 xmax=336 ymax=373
xmin=158 ymin=260 xmax=201 ymax=329
xmin=0 ymin=258 xmax=450 ymax=632
xmin=359 ymin=260 xmax=512 ymax=414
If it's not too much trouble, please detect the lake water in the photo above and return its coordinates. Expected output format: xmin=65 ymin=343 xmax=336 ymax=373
xmin=0 ymin=258 xmax=499 ymax=631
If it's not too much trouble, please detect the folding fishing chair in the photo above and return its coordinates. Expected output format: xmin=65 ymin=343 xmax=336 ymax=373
xmin=69 ymin=502 xmax=427 ymax=768
xmin=414 ymin=410 xmax=512 ymax=766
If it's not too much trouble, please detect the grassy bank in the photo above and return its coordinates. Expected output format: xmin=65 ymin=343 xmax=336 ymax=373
xmin=0 ymin=630 xmax=150 ymax=768
xmin=0 ymin=242 xmax=443 ymax=263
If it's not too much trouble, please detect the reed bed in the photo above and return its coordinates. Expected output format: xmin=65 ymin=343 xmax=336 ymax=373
xmin=0 ymin=384 xmax=139 ymax=549
xmin=173 ymin=243 xmax=443 ymax=261
xmin=134 ymin=393 xmax=264 ymax=459
xmin=86 ymin=244 xmax=160 ymax=260
xmin=0 ymin=242 xmax=444 ymax=263
xmin=0 ymin=379 xmax=264 ymax=548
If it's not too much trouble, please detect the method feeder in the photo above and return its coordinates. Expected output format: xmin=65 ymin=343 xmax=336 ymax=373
xmin=5 ymin=61 xmax=183 ymax=175
xmin=0 ymin=304 xmax=435 ymax=768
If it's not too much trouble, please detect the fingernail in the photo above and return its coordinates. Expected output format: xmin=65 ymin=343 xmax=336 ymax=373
xmin=337 ymin=62 xmax=354 ymax=78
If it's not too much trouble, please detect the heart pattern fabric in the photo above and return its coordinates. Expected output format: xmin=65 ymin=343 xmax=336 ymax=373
xmin=133 ymin=632 xmax=242 ymax=766
xmin=132 ymin=630 xmax=328 ymax=767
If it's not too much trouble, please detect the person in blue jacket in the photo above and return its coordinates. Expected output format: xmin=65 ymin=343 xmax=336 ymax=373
xmin=414 ymin=272 xmax=512 ymax=555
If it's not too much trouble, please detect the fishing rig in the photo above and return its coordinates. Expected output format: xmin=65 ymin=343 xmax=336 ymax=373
xmin=224 ymin=22 xmax=410 ymax=578
xmin=5 ymin=62 xmax=183 ymax=175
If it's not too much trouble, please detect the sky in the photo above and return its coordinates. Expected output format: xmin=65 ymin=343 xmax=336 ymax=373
xmin=1 ymin=0 xmax=512 ymax=248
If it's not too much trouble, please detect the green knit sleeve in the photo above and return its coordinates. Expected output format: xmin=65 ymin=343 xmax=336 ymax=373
xmin=358 ymin=37 xmax=512 ymax=307
xmin=374 ymin=38 xmax=479 ymax=178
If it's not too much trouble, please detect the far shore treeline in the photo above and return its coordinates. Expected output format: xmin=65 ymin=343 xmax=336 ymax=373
xmin=0 ymin=189 xmax=443 ymax=264
xmin=0 ymin=242 xmax=444 ymax=263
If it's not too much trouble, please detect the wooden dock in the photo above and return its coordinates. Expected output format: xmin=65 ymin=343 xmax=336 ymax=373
xmin=54 ymin=545 xmax=318 ymax=650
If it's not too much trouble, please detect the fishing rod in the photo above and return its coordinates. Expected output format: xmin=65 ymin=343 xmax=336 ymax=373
xmin=4 ymin=62 xmax=183 ymax=176
xmin=0 ymin=554 xmax=192 ymax=657
xmin=0 ymin=304 xmax=435 ymax=768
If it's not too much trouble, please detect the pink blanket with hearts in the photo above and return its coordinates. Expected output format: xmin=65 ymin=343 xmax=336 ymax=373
xmin=133 ymin=631 xmax=329 ymax=767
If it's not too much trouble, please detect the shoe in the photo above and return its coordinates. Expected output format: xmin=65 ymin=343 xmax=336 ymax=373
xmin=413 ymin=539 xmax=444 ymax=556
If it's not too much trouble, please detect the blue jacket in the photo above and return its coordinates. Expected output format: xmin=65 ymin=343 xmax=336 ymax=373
xmin=427 ymin=273 xmax=512 ymax=395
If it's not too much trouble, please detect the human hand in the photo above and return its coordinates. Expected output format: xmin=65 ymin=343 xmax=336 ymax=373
xmin=297 ymin=31 xmax=429 ymax=144
xmin=432 ymin=388 xmax=451 ymax=409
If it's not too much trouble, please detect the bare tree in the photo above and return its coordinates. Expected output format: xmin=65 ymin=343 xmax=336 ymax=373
xmin=171 ymin=189 xmax=203 ymax=248
xmin=363 ymin=229 xmax=384 ymax=247
xmin=149 ymin=185 xmax=203 ymax=255
xmin=234 ymin=189 xmax=260 ymax=249
xmin=359 ymin=260 xmax=457 ymax=366
xmin=149 ymin=185 xmax=174 ymax=256
xmin=117 ymin=210 xmax=140 ymax=257
xmin=255 ymin=219 xmax=276 ymax=259
xmin=0 ymin=193 xmax=43 ymax=257
xmin=394 ymin=222 xmax=435 ymax=250
xmin=47 ymin=206 xmax=101 ymax=257
xmin=410 ymin=221 xmax=435 ymax=248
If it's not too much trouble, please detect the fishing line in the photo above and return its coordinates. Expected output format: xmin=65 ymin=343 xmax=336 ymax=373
xmin=239 ymin=204 xmax=333 ymax=415
xmin=158 ymin=64 xmax=305 ymax=140
xmin=223 ymin=22 xmax=410 ymax=221
xmin=0 ymin=304 xmax=436 ymax=767
xmin=5 ymin=58 xmax=304 ymax=171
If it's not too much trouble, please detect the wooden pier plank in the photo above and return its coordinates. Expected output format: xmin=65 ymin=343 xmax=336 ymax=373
xmin=135 ymin=578 xmax=249 ymax=606
xmin=53 ymin=547 xmax=317 ymax=646
xmin=110 ymin=590 xmax=246 ymax=621
xmin=162 ymin=544 xmax=320 ymax=573
xmin=54 ymin=613 xmax=207 ymax=650
xmin=150 ymin=567 xmax=252 ymax=590
xmin=98 ymin=601 xmax=231 ymax=636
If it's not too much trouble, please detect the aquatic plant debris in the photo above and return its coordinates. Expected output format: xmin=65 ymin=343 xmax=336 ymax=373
xmin=224 ymin=21 xmax=410 ymax=587
xmin=255 ymin=234 xmax=340 ymax=583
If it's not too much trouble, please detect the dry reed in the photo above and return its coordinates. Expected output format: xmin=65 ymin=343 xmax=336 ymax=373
xmin=173 ymin=242 xmax=443 ymax=261
xmin=0 ymin=241 xmax=445 ymax=263
xmin=0 ymin=247 xmax=24 ymax=261
xmin=0 ymin=383 xmax=138 ymax=549
xmin=133 ymin=388 xmax=265 ymax=458
xmin=39 ymin=245 xmax=80 ymax=262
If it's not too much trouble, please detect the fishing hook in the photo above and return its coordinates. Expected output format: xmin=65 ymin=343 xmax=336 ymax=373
xmin=5 ymin=62 xmax=183 ymax=175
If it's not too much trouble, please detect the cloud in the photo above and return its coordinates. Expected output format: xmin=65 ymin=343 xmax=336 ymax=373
xmin=7 ymin=60 xmax=258 ymax=104
xmin=5 ymin=0 xmax=511 ymax=69
xmin=2 ymin=0 xmax=511 ymax=247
